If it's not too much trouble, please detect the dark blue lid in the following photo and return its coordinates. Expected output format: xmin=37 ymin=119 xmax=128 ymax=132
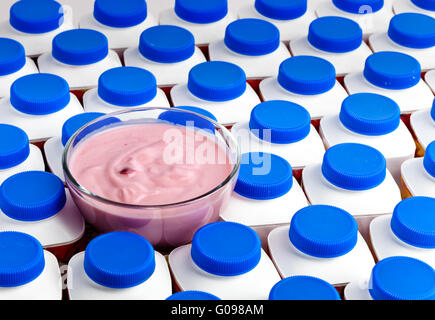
xmin=0 ymin=171 xmax=66 ymax=222
xmin=289 ymin=205 xmax=358 ymax=258
xmin=167 ymin=291 xmax=221 ymax=300
xmin=423 ymin=140 xmax=435 ymax=178
xmin=308 ymin=16 xmax=363 ymax=53
xmin=73 ymin=116 xmax=122 ymax=147
xmin=339 ymin=93 xmax=401 ymax=136
xmin=93 ymin=0 xmax=147 ymax=28
xmin=388 ymin=13 xmax=435 ymax=49
xmin=0 ymin=38 xmax=26 ymax=76
xmin=321 ymin=143 xmax=387 ymax=191
xmin=10 ymin=0 xmax=64 ymax=34
xmin=0 ymin=124 xmax=30 ymax=170
xmin=255 ymin=0 xmax=307 ymax=20
xmin=224 ymin=19 xmax=280 ymax=56
xmin=52 ymin=29 xmax=109 ymax=66
xmin=0 ymin=232 xmax=45 ymax=287
xmin=191 ymin=222 xmax=262 ymax=276
xmin=411 ymin=0 xmax=435 ymax=11
xmin=249 ymin=100 xmax=311 ymax=143
xmin=278 ymin=56 xmax=336 ymax=95
xmin=431 ymin=99 xmax=435 ymax=122
xmin=188 ymin=61 xmax=246 ymax=102
xmin=62 ymin=112 xmax=105 ymax=146
xmin=175 ymin=0 xmax=228 ymax=24
xmin=391 ymin=197 xmax=435 ymax=249
xmin=173 ymin=106 xmax=217 ymax=121
xmin=363 ymin=51 xmax=421 ymax=90
xmin=369 ymin=256 xmax=435 ymax=300
xmin=269 ymin=276 xmax=341 ymax=300
xmin=10 ymin=73 xmax=70 ymax=115
xmin=84 ymin=232 xmax=156 ymax=289
xmin=332 ymin=0 xmax=383 ymax=13
xmin=235 ymin=152 xmax=293 ymax=200
xmin=158 ymin=106 xmax=216 ymax=132
xmin=98 ymin=67 xmax=157 ymax=106
xmin=139 ymin=25 xmax=195 ymax=63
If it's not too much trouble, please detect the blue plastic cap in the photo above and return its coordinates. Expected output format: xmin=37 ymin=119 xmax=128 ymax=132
xmin=139 ymin=25 xmax=195 ymax=63
xmin=84 ymin=232 xmax=156 ymax=289
xmin=249 ymin=100 xmax=311 ymax=143
xmin=191 ymin=222 xmax=261 ymax=276
xmin=278 ymin=56 xmax=336 ymax=95
xmin=94 ymin=0 xmax=147 ymax=28
xmin=369 ymin=256 xmax=435 ymax=300
xmin=339 ymin=93 xmax=401 ymax=136
xmin=411 ymin=0 xmax=435 ymax=11
xmin=269 ymin=276 xmax=341 ymax=300
xmin=0 ymin=232 xmax=45 ymax=287
xmin=167 ymin=291 xmax=221 ymax=300
xmin=388 ymin=13 xmax=435 ymax=49
xmin=10 ymin=73 xmax=70 ymax=115
xmin=0 ymin=124 xmax=30 ymax=170
xmin=10 ymin=0 xmax=64 ymax=34
xmin=224 ymin=19 xmax=280 ymax=56
xmin=363 ymin=51 xmax=421 ymax=90
xmin=98 ymin=67 xmax=157 ymax=107
xmin=332 ymin=0 xmax=384 ymax=13
xmin=391 ymin=197 xmax=435 ymax=249
xmin=173 ymin=106 xmax=217 ymax=122
xmin=322 ymin=143 xmax=387 ymax=190
xmin=175 ymin=0 xmax=227 ymax=24
xmin=0 ymin=38 xmax=26 ymax=76
xmin=62 ymin=112 xmax=105 ymax=146
xmin=255 ymin=0 xmax=307 ymax=20
xmin=235 ymin=152 xmax=293 ymax=200
xmin=73 ymin=116 xmax=122 ymax=147
xmin=0 ymin=171 xmax=66 ymax=222
xmin=308 ymin=16 xmax=363 ymax=53
xmin=188 ymin=61 xmax=246 ymax=102
xmin=423 ymin=141 xmax=435 ymax=178
xmin=289 ymin=205 xmax=358 ymax=258
xmin=431 ymin=99 xmax=435 ymax=122
xmin=52 ymin=29 xmax=109 ymax=66
xmin=158 ymin=106 xmax=217 ymax=132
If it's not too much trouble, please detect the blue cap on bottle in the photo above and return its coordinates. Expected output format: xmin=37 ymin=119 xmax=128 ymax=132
xmin=167 ymin=291 xmax=221 ymax=300
xmin=363 ymin=51 xmax=421 ymax=90
xmin=188 ymin=61 xmax=246 ymax=102
xmin=52 ymin=29 xmax=109 ymax=65
xmin=388 ymin=13 xmax=435 ymax=49
xmin=10 ymin=73 xmax=70 ymax=115
xmin=332 ymin=0 xmax=383 ymax=13
xmin=224 ymin=19 xmax=280 ymax=56
xmin=339 ymin=93 xmax=401 ymax=136
xmin=10 ymin=0 xmax=64 ymax=34
xmin=255 ymin=0 xmax=307 ymax=20
xmin=235 ymin=152 xmax=293 ymax=200
xmin=0 ymin=124 xmax=30 ymax=170
xmin=308 ymin=16 xmax=363 ymax=53
xmin=158 ymin=106 xmax=217 ymax=132
xmin=369 ymin=256 xmax=435 ymax=300
xmin=269 ymin=276 xmax=341 ymax=300
xmin=0 ymin=38 xmax=26 ymax=76
xmin=0 ymin=232 xmax=45 ymax=287
xmin=322 ymin=143 xmax=387 ymax=190
xmin=93 ymin=0 xmax=147 ymax=28
xmin=84 ymin=232 xmax=156 ymax=289
xmin=423 ymin=141 xmax=435 ymax=178
xmin=62 ymin=112 xmax=105 ymax=146
xmin=249 ymin=100 xmax=311 ymax=143
xmin=139 ymin=25 xmax=195 ymax=63
xmin=391 ymin=197 xmax=435 ymax=249
xmin=98 ymin=67 xmax=157 ymax=107
xmin=411 ymin=0 xmax=435 ymax=11
xmin=431 ymin=99 xmax=435 ymax=122
xmin=0 ymin=171 xmax=66 ymax=222
xmin=289 ymin=205 xmax=358 ymax=258
xmin=278 ymin=56 xmax=336 ymax=95
xmin=191 ymin=222 xmax=262 ymax=276
xmin=175 ymin=0 xmax=228 ymax=24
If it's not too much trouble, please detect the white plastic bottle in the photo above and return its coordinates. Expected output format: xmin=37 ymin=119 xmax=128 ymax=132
xmin=167 ymin=291 xmax=220 ymax=300
xmin=68 ymin=232 xmax=172 ymax=300
xmin=0 ymin=0 xmax=74 ymax=57
xmin=393 ymin=0 xmax=435 ymax=18
xmin=269 ymin=276 xmax=341 ymax=300
xmin=425 ymin=69 xmax=435 ymax=93
xmin=410 ymin=99 xmax=435 ymax=156
xmin=169 ymin=221 xmax=281 ymax=300
xmin=0 ymin=231 xmax=62 ymax=300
